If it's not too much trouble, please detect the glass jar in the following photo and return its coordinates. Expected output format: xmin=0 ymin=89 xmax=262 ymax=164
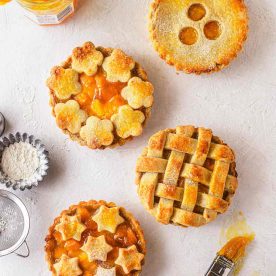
xmin=16 ymin=0 xmax=77 ymax=25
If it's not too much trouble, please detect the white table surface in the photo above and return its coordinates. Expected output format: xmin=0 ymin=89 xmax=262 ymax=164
xmin=0 ymin=1 xmax=276 ymax=275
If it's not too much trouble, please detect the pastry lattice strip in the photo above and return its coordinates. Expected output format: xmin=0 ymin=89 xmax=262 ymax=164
xmin=136 ymin=126 xmax=238 ymax=227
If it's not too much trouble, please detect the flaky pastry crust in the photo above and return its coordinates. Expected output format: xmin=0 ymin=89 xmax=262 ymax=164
xmin=45 ymin=200 xmax=146 ymax=276
xmin=149 ymin=0 xmax=248 ymax=74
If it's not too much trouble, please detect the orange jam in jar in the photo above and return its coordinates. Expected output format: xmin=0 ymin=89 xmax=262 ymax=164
xmin=16 ymin=0 xmax=77 ymax=25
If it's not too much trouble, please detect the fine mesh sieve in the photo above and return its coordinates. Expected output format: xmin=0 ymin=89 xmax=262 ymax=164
xmin=0 ymin=190 xmax=30 ymax=257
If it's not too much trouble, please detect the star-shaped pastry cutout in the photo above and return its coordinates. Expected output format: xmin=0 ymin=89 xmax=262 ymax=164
xmin=95 ymin=266 xmax=116 ymax=276
xmin=115 ymin=245 xmax=144 ymax=274
xmin=53 ymin=254 xmax=82 ymax=276
xmin=55 ymin=215 xmax=87 ymax=241
xmin=80 ymin=235 xmax=113 ymax=262
xmin=92 ymin=206 xmax=124 ymax=233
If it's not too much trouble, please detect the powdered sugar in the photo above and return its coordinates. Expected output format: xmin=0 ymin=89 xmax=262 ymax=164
xmin=0 ymin=216 xmax=7 ymax=234
xmin=0 ymin=198 xmax=24 ymax=251
xmin=1 ymin=142 xmax=39 ymax=181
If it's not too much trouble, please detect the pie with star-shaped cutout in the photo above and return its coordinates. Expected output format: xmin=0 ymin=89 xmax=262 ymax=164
xmin=47 ymin=41 xmax=154 ymax=149
xmin=45 ymin=200 xmax=146 ymax=275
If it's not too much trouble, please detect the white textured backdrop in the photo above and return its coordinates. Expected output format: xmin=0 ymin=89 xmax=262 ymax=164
xmin=0 ymin=0 xmax=276 ymax=275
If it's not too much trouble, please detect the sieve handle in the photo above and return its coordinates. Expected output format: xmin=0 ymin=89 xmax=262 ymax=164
xmin=14 ymin=241 xmax=30 ymax=258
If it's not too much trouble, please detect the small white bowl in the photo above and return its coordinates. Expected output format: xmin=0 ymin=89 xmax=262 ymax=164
xmin=0 ymin=132 xmax=49 ymax=191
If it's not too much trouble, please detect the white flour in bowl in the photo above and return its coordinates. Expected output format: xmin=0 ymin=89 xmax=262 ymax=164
xmin=1 ymin=142 xmax=39 ymax=181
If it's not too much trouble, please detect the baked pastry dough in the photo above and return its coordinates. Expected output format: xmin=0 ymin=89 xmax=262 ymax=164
xmin=53 ymin=254 xmax=82 ymax=276
xmin=149 ymin=0 xmax=248 ymax=74
xmin=45 ymin=200 xmax=146 ymax=275
xmin=136 ymin=125 xmax=238 ymax=227
xmin=47 ymin=42 xmax=153 ymax=149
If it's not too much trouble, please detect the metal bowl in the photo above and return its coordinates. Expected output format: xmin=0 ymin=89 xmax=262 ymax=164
xmin=0 ymin=189 xmax=30 ymax=257
xmin=0 ymin=132 xmax=49 ymax=191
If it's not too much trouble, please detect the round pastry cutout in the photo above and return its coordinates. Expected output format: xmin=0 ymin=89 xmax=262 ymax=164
xmin=45 ymin=200 xmax=146 ymax=275
xmin=204 ymin=20 xmax=221 ymax=40
xmin=136 ymin=125 xmax=238 ymax=227
xmin=149 ymin=0 xmax=248 ymax=74
xmin=47 ymin=42 xmax=154 ymax=149
xmin=188 ymin=3 xmax=206 ymax=21
xmin=179 ymin=27 xmax=198 ymax=45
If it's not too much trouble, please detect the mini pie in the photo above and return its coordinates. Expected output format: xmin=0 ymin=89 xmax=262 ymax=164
xmin=136 ymin=125 xmax=238 ymax=227
xmin=149 ymin=0 xmax=248 ymax=74
xmin=47 ymin=42 xmax=154 ymax=149
xmin=45 ymin=200 xmax=146 ymax=275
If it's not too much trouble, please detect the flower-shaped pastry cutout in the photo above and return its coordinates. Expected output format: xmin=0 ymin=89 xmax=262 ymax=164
xmin=115 ymin=245 xmax=144 ymax=274
xmin=72 ymin=42 xmax=104 ymax=76
xmin=102 ymin=49 xmax=135 ymax=82
xmin=92 ymin=206 xmax=124 ymax=233
xmin=55 ymin=214 xmax=87 ymax=241
xmin=47 ymin=67 xmax=82 ymax=100
xmin=95 ymin=267 xmax=116 ymax=276
xmin=80 ymin=116 xmax=114 ymax=149
xmin=111 ymin=105 xmax=145 ymax=139
xmin=121 ymin=77 xmax=154 ymax=109
xmin=54 ymin=100 xmax=87 ymax=134
xmin=81 ymin=235 xmax=113 ymax=262
xmin=53 ymin=254 xmax=82 ymax=276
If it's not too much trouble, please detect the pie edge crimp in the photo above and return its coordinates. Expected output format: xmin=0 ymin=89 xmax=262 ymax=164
xmin=45 ymin=200 xmax=146 ymax=276
xmin=48 ymin=44 xmax=152 ymax=150
xmin=148 ymin=0 xmax=249 ymax=74
xmin=135 ymin=126 xmax=238 ymax=227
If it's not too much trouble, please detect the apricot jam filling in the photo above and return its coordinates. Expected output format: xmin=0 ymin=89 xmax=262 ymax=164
xmin=50 ymin=206 xmax=140 ymax=275
xmin=74 ymin=69 xmax=127 ymax=120
xmin=179 ymin=27 xmax=198 ymax=45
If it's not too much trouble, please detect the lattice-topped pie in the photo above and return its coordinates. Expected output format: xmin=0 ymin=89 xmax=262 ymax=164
xmin=47 ymin=42 xmax=154 ymax=149
xmin=136 ymin=126 xmax=238 ymax=227
xmin=149 ymin=0 xmax=248 ymax=74
xmin=45 ymin=200 xmax=146 ymax=275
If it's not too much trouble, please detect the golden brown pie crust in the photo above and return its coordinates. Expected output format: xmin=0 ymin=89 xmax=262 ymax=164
xmin=45 ymin=200 xmax=146 ymax=275
xmin=149 ymin=0 xmax=248 ymax=74
xmin=48 ymin=45 xmax=152 ymax=149
xmin=136 ymin=126 xmax=238 ymax=227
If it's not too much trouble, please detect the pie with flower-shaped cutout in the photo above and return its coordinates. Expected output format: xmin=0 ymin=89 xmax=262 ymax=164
xmin=45 ymin=200 xmax=146 ymax=275
xmin=47 ymin=42 xmax=153 ymax=149
xmin=149 ymin=0 xmax=248 ymax=74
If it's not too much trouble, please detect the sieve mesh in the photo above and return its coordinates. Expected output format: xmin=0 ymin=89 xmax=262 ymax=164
xmin=0 ymin=196 xmax=24 ymax=251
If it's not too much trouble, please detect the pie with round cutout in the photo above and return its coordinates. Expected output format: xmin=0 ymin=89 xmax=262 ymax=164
xmin=47 ymin=42 xmax=154 ymax=149
xmin=136 ymin=125 xmax=238 ymax=227
xmin=45 ymin=200 xmax=146 ymax=275
xmin=149 ymin=0 xmax=248 ymax=74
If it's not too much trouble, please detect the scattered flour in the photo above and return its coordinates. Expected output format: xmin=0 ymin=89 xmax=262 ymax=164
xmin=1 ymin=142 xmax=39 ymax=181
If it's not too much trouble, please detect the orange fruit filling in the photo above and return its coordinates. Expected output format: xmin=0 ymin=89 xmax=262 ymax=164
xmin=179 ymin=27 xmax=198 ymax=45
xmin=48 ymin=206 xmax=142 ymax=275
xmin=74 ymin=69 xmax=127 ymax=119
xmin=188 ymin=4 xmax=206 ymax=21
xmin=204 ymin=21 xmax=221 ymax=40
